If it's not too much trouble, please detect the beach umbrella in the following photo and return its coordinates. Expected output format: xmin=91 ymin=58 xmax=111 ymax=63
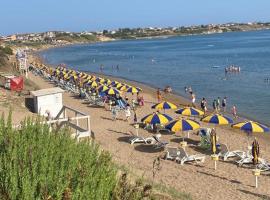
xmin=110 ymin=81 xmax=119 ymax=87
xmin=104 ymin=88 xmax=120 ymax=95
xmin=232 ymin=121 xmax=270 ymax=133
xmin=141 ymin=112 xmax=173 ymax=125
xmin=70 ymin=75 xmax=78 ymax=80
xmin=201 ymin=114 xmax=233 ymax=125
xmin=136 ymin=87 xmax=142 ymax=92
xmin=95 ymin=77 xmax=104 ymax=83
xmin=176 ymin=107 xmax=204 ymax=116
xmin=115 ymin=83 xmax=123 ymax=89
xmin=126 ymin=86 xmax=140 ymax=94
xmin=210 ymin=128 xmax=217 ymax=154
xmin=151 ymin=101 xmax=177 ymax=110
xmin=87 ymin=81 xmax=99 ymax=88
xmin=165 ymin=118 xmax=200 ymax=141
xmin=165 ymin=118 xmax=200 ymax=132
xmin=119 ymin=85 xmax=130 ymax=91
xmin=252 ymin=138 xmax=260 ymax=165
xmin=103 ymin=79 xmax=111 ymax=85
xmin=97 ymin=85 xmax=109 ymax=92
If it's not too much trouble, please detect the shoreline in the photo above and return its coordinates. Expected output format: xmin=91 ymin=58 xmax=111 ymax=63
xmin=32 ymin=38 xmax=269 ymax=126
xmin=35 ymin=51 xmax=268 ymax=127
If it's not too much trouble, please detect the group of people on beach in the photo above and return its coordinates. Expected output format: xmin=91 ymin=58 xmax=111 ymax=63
xmin=184 ymin=86 xmax=238 ymax=118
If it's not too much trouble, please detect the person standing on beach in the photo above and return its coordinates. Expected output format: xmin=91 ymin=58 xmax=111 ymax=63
xmin=125 ymin=105 xmax=131 ymax=122
xmin=184 ymin=86 xmax=188 ymax=93
xmin=222 ymin=97 xmax=227 ymax=112
xmin=157 ymin=88 xmax=162 ymax=102
xmin=217 ymin=97 xmax=221 ymax=112
xmin=190 ymin=92 xmax=196 ymax=107
xmin=212 ymin=99 xmax=217 ymax=112
xmin=112 ymin=106 xmax=117 ymax=121
xmin=200 ymin=98 xmax=207 ymax=115
xmin=232 ymin=105 xmax=237 ymax=119
xmin=133 ymin=110 xmax=138 ymax=123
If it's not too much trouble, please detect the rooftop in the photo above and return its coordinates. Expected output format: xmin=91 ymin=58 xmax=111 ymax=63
xmin=30 ymin=87 xmax=64 ymax=97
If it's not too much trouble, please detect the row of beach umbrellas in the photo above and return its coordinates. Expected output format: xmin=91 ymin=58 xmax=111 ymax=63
xmin=51 ymin=66 xmax=143 ymax=95
xmin=142 ymin=101 xmax=270 ymax=134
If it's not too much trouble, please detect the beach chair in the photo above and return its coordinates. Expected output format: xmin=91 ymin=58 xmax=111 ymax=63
xmin=237 ymin=155 xmax=267 ymax=167
xmin=176 ymin=147 xmax=205 ymax=165
xmin=156 ymin=124 xmax=171 ymax=134
xmin=85 ymin=93 xmax=104 ymax=107
xmin=129 ymin=136 xmax=154 ymax=145
xmin=197 ymin=128 xmax=211 ymax=148
xmin=152 ymin=135 xmax=168 ymax=149
xmin=257 ymin=159 xmax=270 ymax=171
xmin=218 ymin=144 xmax=245 ymax=161
xmin=164 ymin=147 xmax=180 ymax=160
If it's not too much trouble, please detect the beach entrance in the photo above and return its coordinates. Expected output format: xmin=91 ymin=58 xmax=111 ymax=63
xmin=46 ymin=105 xmax=92 ymax=141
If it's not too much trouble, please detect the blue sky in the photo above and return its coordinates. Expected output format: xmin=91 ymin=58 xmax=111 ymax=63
xmin=1 ymin=0 xmax=270 ymax=35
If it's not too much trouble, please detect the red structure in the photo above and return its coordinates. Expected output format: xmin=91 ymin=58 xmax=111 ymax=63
xmin=10 ymin=76 xmax=24 ymax=91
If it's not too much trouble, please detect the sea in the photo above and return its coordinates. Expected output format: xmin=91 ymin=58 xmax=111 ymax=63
xmin=40 ymin=30 xmax=270 ymax=125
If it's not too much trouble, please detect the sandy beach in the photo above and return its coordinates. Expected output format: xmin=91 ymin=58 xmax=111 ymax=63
xmin=17 ymin=52 xmax=270 ymax=200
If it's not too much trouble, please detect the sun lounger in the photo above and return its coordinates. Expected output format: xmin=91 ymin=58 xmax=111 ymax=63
xmin=176 ymin=147 xmax=205 ymax=165
xmin=164 ymin=147 xmax=180 ymax=160
xmin=218 ymin=144 xmax=246 ymax=161
xmin=257 ymin=159 xmax=270 ymax=171
xmin=85 ymin=92 xmax=105 ymax=107
xmin=152 ymin=135 xmax=169 ymax=149
xmin=129 ymin=136 xmax=154 ymax=145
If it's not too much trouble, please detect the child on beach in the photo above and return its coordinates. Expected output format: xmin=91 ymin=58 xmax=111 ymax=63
xmin=125 ymin=106 xmax=131 ymax=122
xmin=232 ymin=105 xmax=237 ymax=119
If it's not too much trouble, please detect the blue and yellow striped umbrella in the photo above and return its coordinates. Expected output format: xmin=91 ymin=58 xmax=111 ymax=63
xmin=141 ymin=112 xmax=173 ymax=125
xmin=201 ymin=114 xmax=233 ymax=125
xmin=109 ymin=81 xmax=119 ymax=87
xmin=165 ymin=119 xmax=200 ymax=132
xmin=119 ymin=85 xmax=130 ymax=91
xmin=151 ymin=101 xmax=177 ymax=110
xmin=104 ymin=88 xmax=120 ymax=95
xmin=87 ymin=81 xmax=99 ymax=88
xmin=103 ymin=79 xmax=111 ymax=85
xmin=97 ymin=85 xmax=109 ymax=92
xmin=232 ymin=121 xmax=270 ymax=133
xmin=126 ymin=87 xmax=140 ymax=94
xmin=175 ymin=107 xmax=204 ymax=116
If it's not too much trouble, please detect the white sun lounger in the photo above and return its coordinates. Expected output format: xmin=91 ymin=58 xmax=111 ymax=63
xmin=164 ymin=147 xmax=180 ymax=160
xmin=152 ymin=135 xmax=169 ymax=149
xmin=257 ymin=159 xmax=270 ymax=171
xmin=176 ymin=147 xmax=205 ymax=165
xmin=129 ymin=136 xmax=154 ymax=145
xmin=218 ymin=144 xmax=246 ymax=161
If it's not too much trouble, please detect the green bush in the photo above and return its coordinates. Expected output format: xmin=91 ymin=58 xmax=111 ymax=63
xmin=0 ymin=113 xmax=155 ymax=200
xmin=0 ymin=46 xmax=13 ymax=55
xmin=0 ymin=114 xmax=117 ymax=200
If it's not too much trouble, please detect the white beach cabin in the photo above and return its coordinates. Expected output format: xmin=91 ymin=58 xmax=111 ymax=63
xmin=31 ymin=87 xmax=64 ymax=118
